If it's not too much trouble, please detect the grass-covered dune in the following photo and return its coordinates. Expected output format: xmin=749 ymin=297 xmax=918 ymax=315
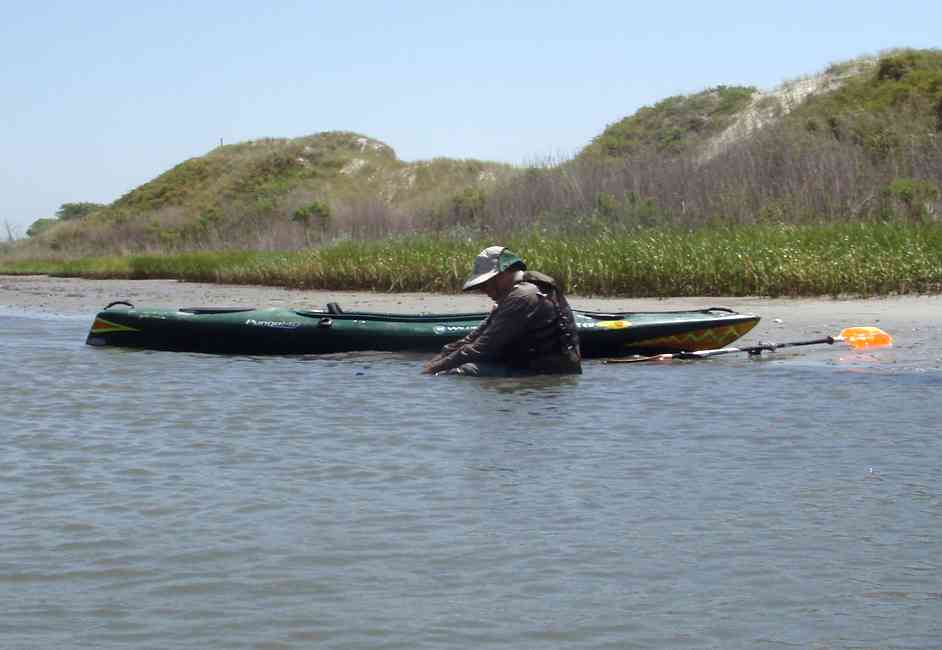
xmin=5 ymin=223 xmax=940 ymax=298
xmin=21 ymin=132 xmax=516 ymax=253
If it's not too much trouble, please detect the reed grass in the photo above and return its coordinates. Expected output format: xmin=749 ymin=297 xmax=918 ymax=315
xmin=3 ymin=222 xmax=940 ymax=297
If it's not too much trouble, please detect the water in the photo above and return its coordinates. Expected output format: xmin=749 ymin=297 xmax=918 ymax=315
xmin=2 ymin=312 xmax=940 ymax=649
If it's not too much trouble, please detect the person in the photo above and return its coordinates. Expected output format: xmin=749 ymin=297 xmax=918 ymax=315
xmin=422 ymin=246 xmax=582 ymax=376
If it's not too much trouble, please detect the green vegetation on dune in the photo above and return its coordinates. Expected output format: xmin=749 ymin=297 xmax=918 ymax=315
xmin=790 ymin=49 xmax=942 ymax=157
xmin=817 ymin=50 xmax=942 ymax=119
xmin=580 ymin=85 xmax=757 ymax=158
xmin=111 ymin=133 xmax=393 ymax=218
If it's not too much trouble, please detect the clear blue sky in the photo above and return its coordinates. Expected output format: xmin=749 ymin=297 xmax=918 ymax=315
xmin=2 ymin=1 xmax=938 ymax=235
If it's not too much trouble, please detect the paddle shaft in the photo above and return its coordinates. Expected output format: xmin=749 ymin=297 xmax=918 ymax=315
xmin=605 ymin=335 xmax=838 ymax=363
xmin=681 ymin=335 xmax=837 ymax=358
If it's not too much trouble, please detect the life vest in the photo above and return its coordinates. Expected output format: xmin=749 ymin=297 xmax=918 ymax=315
xmin=506 ymin=271 xmax=581 ymax=372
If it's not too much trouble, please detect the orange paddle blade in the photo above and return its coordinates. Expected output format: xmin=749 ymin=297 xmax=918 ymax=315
xmin=839 ymin=326 xmax=892 ymax=349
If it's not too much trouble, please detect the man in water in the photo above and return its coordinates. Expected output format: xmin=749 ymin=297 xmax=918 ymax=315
xmin=422 ymin=246 xmax=582 ymax=376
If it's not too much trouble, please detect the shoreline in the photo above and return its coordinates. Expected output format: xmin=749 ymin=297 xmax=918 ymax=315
xmin=3 ymin=275 xmax=941 ymax=343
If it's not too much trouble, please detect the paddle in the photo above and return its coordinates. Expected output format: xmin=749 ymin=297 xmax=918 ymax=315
xmin=604 ymin=326 xmax=893 ymax=364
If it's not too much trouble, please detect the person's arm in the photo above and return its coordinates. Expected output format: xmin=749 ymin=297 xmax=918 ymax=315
xmin=423 ymin=292 xmax=532 ymax=374
xmin=422 ymin=317 xmax=488 ymax=374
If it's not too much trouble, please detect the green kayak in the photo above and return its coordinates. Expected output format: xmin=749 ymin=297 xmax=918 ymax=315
xmin=86 ymin=301 xmax=759 ymax=358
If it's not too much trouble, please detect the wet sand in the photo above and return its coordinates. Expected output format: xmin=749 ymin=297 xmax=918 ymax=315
xmin=2 ymin=274 xmax=940 ymax=342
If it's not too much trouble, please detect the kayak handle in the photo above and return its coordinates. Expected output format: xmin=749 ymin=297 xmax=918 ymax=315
xmin=318 ymin=317 xmax=333 ymax=328
xmin=104 ymin=301 xmax=134 ymax=309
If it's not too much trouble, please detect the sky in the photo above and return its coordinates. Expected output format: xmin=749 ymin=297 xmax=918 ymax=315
xmin=2 ymin=1 xmax=939 ymax=236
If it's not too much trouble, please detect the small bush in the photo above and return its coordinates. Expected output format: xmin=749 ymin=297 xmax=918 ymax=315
xmin=881 ymin=178 xmax=940 ymax=221
xmin=26 ymin=218 xmax=58 ymax=238
xmin=56 ymin=202 xmax=106 ymax=221
xmin=291 ymin=201 xmax=332 ymax=229
xmin=877 ymin=52 xmax=919 ymax=82
xmin=450 ymin=187 xmax=486 ymax=225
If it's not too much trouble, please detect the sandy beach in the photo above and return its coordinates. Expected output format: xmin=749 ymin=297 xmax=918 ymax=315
xmin=2 ymin=274 xmax=941 ymax=343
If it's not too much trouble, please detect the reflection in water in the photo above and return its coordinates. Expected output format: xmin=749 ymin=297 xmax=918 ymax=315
xmin=472 ymin=374 xmax=582 ymax=396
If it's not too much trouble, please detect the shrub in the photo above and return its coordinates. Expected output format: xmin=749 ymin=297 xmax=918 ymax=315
xmin=594 ymin=192 xmax=619 ymax=218
xmin=291 ymin=201 xmax=332 ymax=229
xmin=881 ymin=178 xmax=940 ymax=221
xmin=27 ymin=218 xmax=58 ymax=238
xmin=877 ymin=52 xmax=919 ymax=82
xmin=450 ymin=187 xmax=486 ymax=225
xmin=55 ymin=202 xmax=105 ymax=221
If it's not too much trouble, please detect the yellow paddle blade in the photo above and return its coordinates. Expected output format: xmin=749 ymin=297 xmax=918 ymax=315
xmin=839 ymin=326 xmax=893 ymax=349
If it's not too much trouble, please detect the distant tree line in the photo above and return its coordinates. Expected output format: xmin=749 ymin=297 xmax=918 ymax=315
xmin=27 ymin=202 xmax=105 ymax=238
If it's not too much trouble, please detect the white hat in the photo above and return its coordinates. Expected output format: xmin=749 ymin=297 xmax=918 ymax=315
xmin=462 ymin=246 xmax=526 ymax=291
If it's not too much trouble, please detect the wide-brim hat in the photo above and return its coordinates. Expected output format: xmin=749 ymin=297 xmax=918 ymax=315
xmin=462 ymin=246 xmax=526 ymax=291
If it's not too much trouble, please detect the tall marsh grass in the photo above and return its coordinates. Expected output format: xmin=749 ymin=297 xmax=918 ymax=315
xmin=5 ymin=223 xmax=940 ymax=297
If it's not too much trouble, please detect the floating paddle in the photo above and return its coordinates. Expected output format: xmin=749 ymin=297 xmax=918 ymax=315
xmin=605 ymin=326 xmax=893 ymax=364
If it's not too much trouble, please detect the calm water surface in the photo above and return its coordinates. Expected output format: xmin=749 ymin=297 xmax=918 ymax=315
xmin=1 ymin=312 xmax=940 ymax=649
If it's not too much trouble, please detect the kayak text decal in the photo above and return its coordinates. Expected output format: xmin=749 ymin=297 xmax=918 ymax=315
xmin=433 ymin=325 xmax=476 ymax=335
xmin=245 ymin=319 xmax=302 ymax=329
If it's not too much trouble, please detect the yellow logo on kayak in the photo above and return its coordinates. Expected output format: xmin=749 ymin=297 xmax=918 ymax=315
xmin=596 ymin=320 xmax=631 ymax=330
xmin=90 ymin=317 xmax=140 ymax=334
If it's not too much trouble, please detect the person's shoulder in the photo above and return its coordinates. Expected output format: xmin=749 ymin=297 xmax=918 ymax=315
xmin=491 ymin=282 xmax=540 ymax=314
xmin=507 ymin=281 xmax=541 ymax=300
